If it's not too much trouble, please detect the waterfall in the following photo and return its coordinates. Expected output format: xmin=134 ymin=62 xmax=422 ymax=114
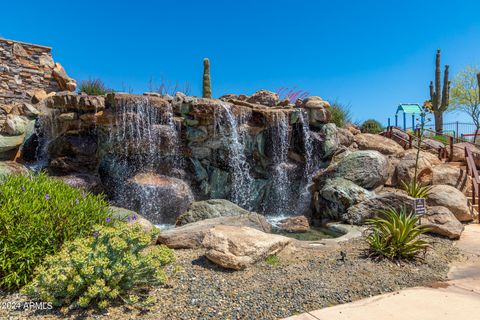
xmin=296 ymin=110 xmax=315 ymax=213
xmin=268 ymin=111 xmax=292 ymax=216
xmin=215 ymin=103 xmax=254 ymax=209
xmin=104 ymin=96 xmax=183 ymax=212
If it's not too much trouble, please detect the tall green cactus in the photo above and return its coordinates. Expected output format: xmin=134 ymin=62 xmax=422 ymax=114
xmin=202 ymin=58 xmax=212 ymax=99
xmin=477 ymin=72 xmax=480 ymax=99
xmin=429 ymin=49 xmax=450 ymax=133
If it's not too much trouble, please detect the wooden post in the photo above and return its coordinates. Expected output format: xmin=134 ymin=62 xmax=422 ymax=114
xmin=408 ymin=134 xmax=412 ymax=149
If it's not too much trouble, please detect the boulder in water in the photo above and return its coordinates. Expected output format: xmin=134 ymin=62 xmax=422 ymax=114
xmin=278 ymin=215 xmax=310 ymax=233
xmin=126 ymin=173 xmax=194 ymax=225
xmin=176 ymin=199 xmax=251 ymax=226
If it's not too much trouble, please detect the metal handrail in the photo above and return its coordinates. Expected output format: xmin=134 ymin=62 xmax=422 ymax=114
xmin=465 ymin=146 xmax=480 ymax=223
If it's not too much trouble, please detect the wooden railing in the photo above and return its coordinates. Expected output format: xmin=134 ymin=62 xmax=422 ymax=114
xmin=465 ymin=146 xmax=480 ymax=223
xmin=385 ymin=126 xmax=450 ymax=161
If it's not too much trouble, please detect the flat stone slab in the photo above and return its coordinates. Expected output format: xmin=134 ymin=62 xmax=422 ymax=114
xmin=284 ymin=286 xmax=480 ymax=320
xmin=455 ymin=224 xmax=480 ymax=256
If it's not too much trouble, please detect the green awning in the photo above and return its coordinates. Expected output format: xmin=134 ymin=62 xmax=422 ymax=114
xmin=396 ymin=104 xmax=422 ymax=114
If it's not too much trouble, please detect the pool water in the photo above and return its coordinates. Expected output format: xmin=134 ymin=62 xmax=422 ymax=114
xmin=272 ymin=226 xmax=343 ymax=241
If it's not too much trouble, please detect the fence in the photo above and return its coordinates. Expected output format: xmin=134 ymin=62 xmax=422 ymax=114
xmin=386 ymin=117 xmax=479 ymax=142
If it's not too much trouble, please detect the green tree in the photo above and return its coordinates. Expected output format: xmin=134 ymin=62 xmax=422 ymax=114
xmin=450 ymin=66 xmax=480 ymax=141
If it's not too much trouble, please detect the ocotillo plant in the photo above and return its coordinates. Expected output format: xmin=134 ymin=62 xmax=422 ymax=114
xmin=202 ymin=58 xmax=212 ymax=98
xmin=429 ymin=49 xmax=450 ymax=133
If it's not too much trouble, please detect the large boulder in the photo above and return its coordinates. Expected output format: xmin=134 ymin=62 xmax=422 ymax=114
xmin=302 ymin=96 xmax=331 ymax=125
xmin=53 ymin=174 xmax=103 ymax=194
xmin=320 ymin=123 xmax=339 ymax=159
xmin=395 ymin=149 xmax=442 ymax=186
xmin=176 ymin=199 xmax=250 ymax=226
xmin=421 ymin=206 xmax=464 ymax=239
xmin=247 ymin=90 xmax=280 ymax=107
xmin=319 ymin=177 xmax=373 ymax=220
xmin=432 ymin=164 xmax=468 ymax=192
xmin=202 ymin=225 xmax=291 ymax=270
xmin=345 ymin=192 xmax=415 ymax=225
xmin=337 ymin=127 xmax=355 ymax=147
xmin=126 ymin=173 xmax=194 ymax=225
xmin=0 ymin=161 xmax=28 ymax=178
xmin=452 ymin=142 xmax=480 ymax=166
xmin=157 ymin=213 xmax=272 ymax=249
xmin=427 ymin=185 xmax=472 ymax=222
xmin=354 ymin=133 xmax=404 ymax=155
xmin=335 ymin=150 xmax=388 ymax=190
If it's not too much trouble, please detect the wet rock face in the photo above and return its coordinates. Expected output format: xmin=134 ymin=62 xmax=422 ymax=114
xmin=48 ymin=133 xmax=98 ymax=174
xmin=121 ymin=173 xmax=195 ymax=225
xmin=175 ymin=199 xmax=251 ymax=226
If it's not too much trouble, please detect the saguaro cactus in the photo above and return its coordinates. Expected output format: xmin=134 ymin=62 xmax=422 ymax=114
xmin=477 ymin=72 xmax=480 ymax=98
xmin=202 ymin=58 xmax=212 ymax=99
xmin=429 ymin=49 xmax=450 ymax=133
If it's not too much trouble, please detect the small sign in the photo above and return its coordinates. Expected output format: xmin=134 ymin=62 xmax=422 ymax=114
xmin=414 ymin=198 xmax=426 ymax=215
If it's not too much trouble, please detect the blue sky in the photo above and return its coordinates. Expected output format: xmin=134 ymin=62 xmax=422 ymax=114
xmin=2 ymin=0 xmax=480 ymax=124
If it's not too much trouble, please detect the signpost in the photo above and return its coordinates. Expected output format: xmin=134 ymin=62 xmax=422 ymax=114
xmin=414 ymin=199 xmax=426 ymax=225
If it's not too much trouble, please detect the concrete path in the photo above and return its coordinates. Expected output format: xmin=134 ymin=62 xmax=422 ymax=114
xmin=283 ymin=224 xmax=480 ymax=320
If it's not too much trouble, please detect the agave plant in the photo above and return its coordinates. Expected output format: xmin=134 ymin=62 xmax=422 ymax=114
xmin=366 ymin=207 xmax=430 ymax=261
xmin=401 ymin=180 xmax=433 ymax=199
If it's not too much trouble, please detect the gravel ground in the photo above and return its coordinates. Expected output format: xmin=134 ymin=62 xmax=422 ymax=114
xmin=0 ymin=236 xmax=465 ymax=320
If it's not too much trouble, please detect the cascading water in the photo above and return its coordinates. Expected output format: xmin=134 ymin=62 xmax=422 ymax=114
xmin=101 ymin=96 xmax=183 ymax=224
xmin=296 ymin=110 xmax=315 ymax=213
xmin=214 ymin=103 xmax=254 ymax=209
xmin=267 ymin=111 xmax=292 ymax=216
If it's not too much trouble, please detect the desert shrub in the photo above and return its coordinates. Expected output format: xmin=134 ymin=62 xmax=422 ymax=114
xmin=366 ymin=207 xmax=430 ymax=261
xmin=401 ymin=180 xmax=432 ymax=199
xmin=329 ymin=100 xmax=352 ymax=128
xmin=0 ymin=172 xmax=109 ymax=290
xmin=78 ymin=79 xmax=111 ymax=96
xmin=361 ymin=119 xmax=383 ymax=134
xmin=22 ymin=222 xmax=175 ymax=310
xmin=265 ymin=255 xmax=279 ymax=267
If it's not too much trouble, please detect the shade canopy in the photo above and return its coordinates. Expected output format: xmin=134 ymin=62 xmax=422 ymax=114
xmin=396 ymin=103 xmax=422 ymax=114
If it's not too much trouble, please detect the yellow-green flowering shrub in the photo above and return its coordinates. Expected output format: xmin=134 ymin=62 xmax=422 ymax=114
xmin=0 ymin=172 xmax=109 ymax=290
xmin=21 ymin=222 xmax=175 ymax=309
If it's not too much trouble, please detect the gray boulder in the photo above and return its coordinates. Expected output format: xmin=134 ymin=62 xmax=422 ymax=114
xmin=345 ymin=192 xmax=415 ymax=225
xmin=335 ymin=150 xmax=388 ymax=190
xmin=319 ymin=177 xmax=373 ymax=220
xmin=176 ymin=199 xmax=250 ymax=226
xmin=421 ymin=206 xmax=464 ymax=239
xmin=157 ymin=213 xmax=272 ymax=249
xmin=321 ymin=123 xmax=339 ymax=159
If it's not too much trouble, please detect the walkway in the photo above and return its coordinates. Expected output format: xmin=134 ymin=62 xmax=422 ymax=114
xmin=283 ymin=224 xmax=480 ymax=320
